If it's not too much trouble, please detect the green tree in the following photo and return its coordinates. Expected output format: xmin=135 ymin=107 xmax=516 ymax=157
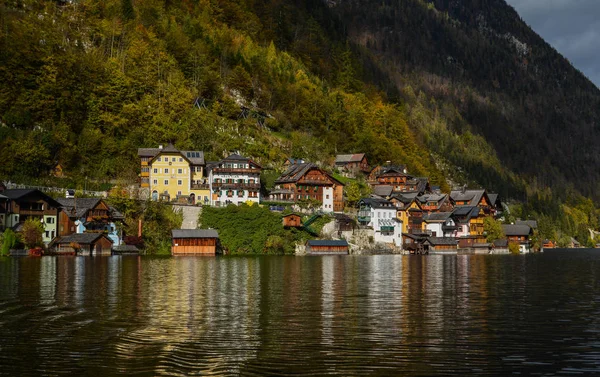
xmin=22 ymin=218 xmax=44 ymax=249
xmin=1 ymin=230 xmax=21 ymax=256
xmin=483 ymin=216 xmax=504 ymax=243
xmin=345 ymin=181 xmax=362 ymax=207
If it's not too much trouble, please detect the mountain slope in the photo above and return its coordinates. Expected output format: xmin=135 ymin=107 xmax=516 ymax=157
xmin=324 ymin=0 xmax=600 ymax=198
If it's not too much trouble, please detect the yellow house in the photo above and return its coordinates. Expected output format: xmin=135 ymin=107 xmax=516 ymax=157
xmin=138 ymin=144 xmax=210 ymax=203
xmin=391 ymin=195 xmax=423 ymax=234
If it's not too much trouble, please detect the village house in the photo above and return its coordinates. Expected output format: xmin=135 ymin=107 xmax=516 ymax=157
xmin=502 ymin=224 xmax=533 ymax=253
xmin=55 ymin=233 xmax=113 ymax=255
xmin=0 ymin=189 xmax=62 ymax=245
xmin=138 ymin=143 xmax=210 ymax=204
xmin=418 ymin=193 xmax=454 ymax=213
xmin=368 ymin=165 xmax=407 ymax=183
xmin=450 ymin=188 xmax=494 ymax=215
xmin=422 ymin=237 xmax=458 ymax=253
xmin=423 ymin=212 xmax=459 ymax=238
xmin=451 ymin=206 xmax=484 ymax=238
xmin=171 ymin=229 xmax=219 ymax=255
xmin=389 ymin=192 xmax=424 ymax=235
xmin=357 ymin=197 xmax=403 ymax=246
xmin=57 ymin=198 xmax=124 ymax=246
xmin=208 ymin=154 xmax=262 ymax=207
xmin=271 ymin=162 xmax=344 ymax=212
xmin=334 ymin=153 xmax=369 ymax=177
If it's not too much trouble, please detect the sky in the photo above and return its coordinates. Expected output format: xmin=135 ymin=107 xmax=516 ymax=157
xmin=504 ymin=0 xmax=600 ymax=88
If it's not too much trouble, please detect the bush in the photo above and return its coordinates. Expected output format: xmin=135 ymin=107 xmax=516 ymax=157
xmin=508 ymin=242 xmax=521 ymax=254
xmin=1 ymin=229 xmax=21 ymax=256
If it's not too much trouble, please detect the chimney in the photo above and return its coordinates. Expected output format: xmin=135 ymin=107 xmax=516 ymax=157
xmin=462 ymin=184 xmax=467 ymax=194
xmin=138 ymin=219 xmax=143 ymax=238
xmin=159 ymin=145 xmax=163 ymax=149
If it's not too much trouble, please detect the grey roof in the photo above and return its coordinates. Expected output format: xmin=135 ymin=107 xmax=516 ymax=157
xmin=424 ymin=212 xmax=452 ymax=222
xmin=172 ymin=229 xmax=219 ymax=239
xmin=2 ymin=189 xmax=62 ymax=208
xmin=306 ymin=240 xmax=349 ymax=247
xmin=335 ymin=153 xmax=365 ymax=164
xmin=57 ymin=233 xmax=112 ymax=245
xmin=452 ymin=206 xmax=479 ymax=217
xmin=373 ymin=185 xmax=393 ymax=197
xmin=359 ymin=197 xmax=395 ymax=209
xmin=275 ymin=163 xmax=342 ymax=185
xmin=488 ymin=193 xmax=499 ymax=205
xmin=450 ymin=189 xmax=486 ymax=206
xmin=224 ymin=153 xmax=249 ymax=161
xmin=378 ymin=166 xmax=409 ymax=176
xmin=182 ymin=151 xmax=205 ymax=165
xmin=57 ymin=198 xmax=103 ymax=219
xmin=424 ymin=237 xmax=458 ymax=246
xmin=418 ymin=193 xmax=447 ymax=203
xmin=516 ymin=220 xmax=538 ymax=229
xmin=0 ymin=194 xmax=7 ymax=200
xmin=161 ymin=143 xmax=179 ymax=153
xmin=138 ymin=148 xmax=161 ymax=157
xmin=502 ymin=224 xmax=533 ymax=237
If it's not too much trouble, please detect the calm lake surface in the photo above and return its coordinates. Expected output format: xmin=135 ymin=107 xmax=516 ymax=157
xmin=1 ymin=250 xmax=599 ymax=376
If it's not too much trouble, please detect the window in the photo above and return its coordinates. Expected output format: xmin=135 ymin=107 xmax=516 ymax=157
xmin=164 ymin=180 xmax=169 ymax=185
xmin=326 ymin=195 xmax=330 ymax=199
xmin=178 ymin=169 xmax=183 ymax=174
xmin=177 ymin=191 xmax=182 ymax=196
xmin=177 ymin=180 xmax=182 ymax=186
xmin=179 ymin=158 xmax=183 ymax=162
xmin=153 ymin=179 xmax=158 ymax=185
xmin=45 ymin=231 xmax=49 ymax=238
xmin=153 ymin=168 xmax=158 ymax=174
xmin=164 ymin=168 xmax=169 ymax=174
xmin=157 ymin=157 xmax=161 ymax=162
xmin=45 ymin=217 xmax=55 ymax=224
xmin=172 ymin=157 xmax=176 ymax=162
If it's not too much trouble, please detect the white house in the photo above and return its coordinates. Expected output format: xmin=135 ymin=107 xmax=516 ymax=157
xmin=209 ymin=154 xmax=262 ymax=207
xmin=358 ymin=197 xmax=403 ymax=247
xmin=423 ymin=212 xmax=459 ymax=238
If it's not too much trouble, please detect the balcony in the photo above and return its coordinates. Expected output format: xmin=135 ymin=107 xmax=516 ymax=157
xmin=212 ymin=182 xmax=261 ymax=190
xmin=191 ymin=183 xmax=210 ymax=190
xmin=213 ymin=167 xmax=260 ymax=174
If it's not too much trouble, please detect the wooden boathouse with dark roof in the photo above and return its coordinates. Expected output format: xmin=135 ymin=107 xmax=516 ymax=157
xmin=171 ymin=229 xmax=219 ymax=255
xmin=306 ymin=240 xmax=349 ymax=255
xmin=55 ymin=233 xmax=113 ymax=255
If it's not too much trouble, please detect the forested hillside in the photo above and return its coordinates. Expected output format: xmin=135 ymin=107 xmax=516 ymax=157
xmin=325 ymin=0 xmax=600 ymax=199
xmin=0 ymin=0 xmax=598 ymax=243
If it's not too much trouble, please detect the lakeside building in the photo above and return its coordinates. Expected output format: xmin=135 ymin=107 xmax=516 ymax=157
xmin=55 ymin=233 xmax=113 ymax=255
xmin=171 ymin=229 xmax=219 ymax=255
xmin=208 ymin=154 xmax=262 ymax=207
xmin=57 ymin=198 xmax=124 ymax=246
xmin=0 ymin=189 xmax=62 ymax=245
xmin=503 ymin=224 xmax=533 ymax=253
xmin=271 ymin=162 xmax=344 ymax=212
xmin=138 ymin=143 xmax=210 ymax=204
xmin=357 ymin=197 xmax=403 ymax=246
xmin=423 ymin=212 xmax=458 ymax=238
xmin=305 ymin=239 xmax=349 ymax=255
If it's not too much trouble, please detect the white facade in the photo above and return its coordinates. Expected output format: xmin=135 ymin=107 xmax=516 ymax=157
xmin=322 ymin=187 xmax=334 ymax=212
xmin=209 ymin=155 xmax=261 ymax=207
xmin=359 ymin=199 xmax=403 ymax=247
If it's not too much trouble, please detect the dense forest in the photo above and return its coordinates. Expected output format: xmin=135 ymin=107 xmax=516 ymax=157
xmin=0 ymin=0 xmax=598 ymax=244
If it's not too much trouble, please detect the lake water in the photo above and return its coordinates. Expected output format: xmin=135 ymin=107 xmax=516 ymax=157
xmin=1 ymin=250 xmax=599 ymax=376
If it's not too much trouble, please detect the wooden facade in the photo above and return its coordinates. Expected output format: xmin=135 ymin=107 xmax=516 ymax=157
xmin=171 ymin=229 xmax=219 ymax=255
xmin=55 ymin=233 xmax=113 ymax=255
xmin=306 ymin=240 xmax=349 ymax=255
xmin=283 ymin=213 xmax=303 ymax=228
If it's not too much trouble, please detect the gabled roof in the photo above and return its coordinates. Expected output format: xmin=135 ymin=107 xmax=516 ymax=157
xmin=57 ymin=233 xmax=112 ymax=245
xmin=172 ymin=229 xmax=219 ymax=239
xmin=423 ymin=212 xmax=452 ymax=222
xmin=2 ymin=189 xmax=62 ymax=208
xmin=516 ymin=220 xmax=538 ymax=229
xmin=182 ymin=151 xmax=205 ymax=165
xmin=424 ymin=237 xmax=458 ymax=246
xmin=335 ymin=153 xmax=365 ymax=164
xmin=275 ymin=163 xmax=342 ymax=186
xmin=282 ymin=213 xmax=302 ymax=218
xmin=450 ymin=189 xmax=487 ymax=206
xmin=372 ymin=185 xmax=393 ymax=197
xmin=502 ymin=224 xmax=533 ymax=237
xmin=306 ymin=239 xmax=348 ymax=247
xmin=451 ymin=206 xmax=480 ymax=222
xmin=219 ymin=154 xmax=262 ymax=169
xmin=359 ymin=197 xmax=395 ymax=209
xmin=487 ymin=193 xmax=499 ymax=205
xmin=57 ymin=198 xmax=103 ymax=219
xmin=138 ymin=145 xmax=205 ymax=165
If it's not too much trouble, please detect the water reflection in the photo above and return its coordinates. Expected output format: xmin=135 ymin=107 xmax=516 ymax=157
xmin=0 ymin=251 xmax=599 ymax=376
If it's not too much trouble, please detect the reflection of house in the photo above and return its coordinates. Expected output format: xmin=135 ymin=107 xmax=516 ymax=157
xmin=542 ymin=239 xmax=556 ymax=249
xmin=57 ymin=198 xmax=124 ymax=246
xmin=138 ymin=143 xmax=210 ymax=204
xmin=357 ymin=198 xmax=402 ymax=246
xmin=306 ymin=240 xmax=349 ymax=255
xmin=0 ymin=189 xmax=62 ymax=244
xmin=272 ymin=162 xmax=344 ymax=212
xmin=171 ymin=229 xmax=219 ymax=255
xmin=502 ymin=224 xmax=533 ymax=253
xmin=282 ymin=213 xmax=302 ymax=228
xmin=0 ymin=193 xmax=8 ymax=231
xmin=55 ymin=233 xmax=113 ymax=255
xmin=334 ymin=153 xmax=369 ymax=176
xmin=209 ymin=154 xmax=262 ymax=207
